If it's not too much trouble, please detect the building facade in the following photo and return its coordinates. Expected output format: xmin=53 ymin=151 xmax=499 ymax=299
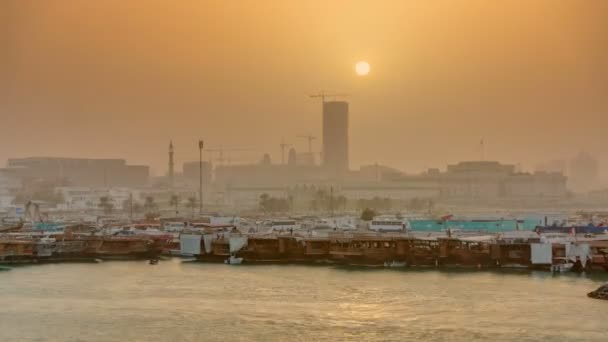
xmin=0 ymin=169 xmax=21 ymax=209
xmin=569 ymin=152 xmax=600 ymax=193
xmin=322 ymin=101 xmax=349 ymax=175
xmin=182 ymin=161 xmax=212 ymax=185
xmin=6 ymin=157 xmax=149 ymax=188
xmin=435 ymin=161 xmax=567 ymax=200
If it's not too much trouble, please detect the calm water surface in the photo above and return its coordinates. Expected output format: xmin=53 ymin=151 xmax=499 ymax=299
xmin=1 ymin=259 xmax=607 ymax=342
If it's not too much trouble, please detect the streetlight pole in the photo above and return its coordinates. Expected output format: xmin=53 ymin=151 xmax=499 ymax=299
xmin=198 ymin=139 xmax=204 ymax=216
xmin=330 ymin=186 xmax=334 ymax=218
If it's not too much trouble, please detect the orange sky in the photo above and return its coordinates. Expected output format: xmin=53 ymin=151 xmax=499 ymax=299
xmin=1 ymin=0 xmax=607 ymax=178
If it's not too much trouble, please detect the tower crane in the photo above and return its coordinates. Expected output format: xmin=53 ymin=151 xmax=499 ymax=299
xmin=297 ymin=135 xmax=316 ymax=154
xmin=309 ymin=90 xmax=349 ymax=104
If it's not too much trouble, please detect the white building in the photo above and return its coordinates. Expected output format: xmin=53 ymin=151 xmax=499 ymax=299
xmin=55 ymin=187 xmax=143 ymax=211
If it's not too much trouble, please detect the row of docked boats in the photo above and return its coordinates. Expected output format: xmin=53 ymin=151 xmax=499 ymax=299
xmin=0 ymin=224 xmax=170 ymax=263
xmin=179 ymin=226 xmax=608 ymax=272
xmin=3 ymin=212 xmax=608 ymax=272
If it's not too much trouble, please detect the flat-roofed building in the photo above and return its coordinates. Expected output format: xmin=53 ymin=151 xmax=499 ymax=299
xmin=6 ymin=157 xmax=149 ymax=187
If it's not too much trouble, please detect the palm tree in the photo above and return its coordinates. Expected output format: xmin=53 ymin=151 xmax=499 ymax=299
xmin=259 ymin=193 xmax=270 ymax=212
xmin=336 ymin=195 xmax=348 ymax=211
xmin=143 ymin=196 xmax=157 ymax=218
xmin=310 ymin=189 xmax=329 ymax=212
xmin=186 ymin=197 xmax=197 ymax=218
xmin=169 ymin=194 xmax=180 ymax=216
xmin=132 ymin=202 xmax=143 ymax=215
xmin=98 ymin=196 xmax=114 ymax=215
xmin=427 ymin=199 xmax=435 ymax=214
xmin=360 ymin=208 xmax=377 ymax=221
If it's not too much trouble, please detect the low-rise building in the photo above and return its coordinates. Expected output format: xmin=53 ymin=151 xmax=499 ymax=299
xmin=6 ymin=157 xmax=149 ymax=188
xmin=431 ymin=161 xmax=567 ymax=201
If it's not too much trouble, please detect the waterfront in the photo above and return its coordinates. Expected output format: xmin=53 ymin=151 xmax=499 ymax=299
xmin=1 ymin=260 xmax=607 ymax=341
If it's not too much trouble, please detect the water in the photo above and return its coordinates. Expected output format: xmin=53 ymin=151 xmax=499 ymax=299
xmin=1 ymin=259 xmax=607 ymax=342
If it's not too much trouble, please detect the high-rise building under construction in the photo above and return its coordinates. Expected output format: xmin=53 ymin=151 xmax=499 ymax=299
xmin=322 ymin=101 xmax=349 ymax=175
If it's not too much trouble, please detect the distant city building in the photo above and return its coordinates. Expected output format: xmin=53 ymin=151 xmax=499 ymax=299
xmin=322 ymin=101 xmax=349 ymax=175
xmin=214 ymin=160 xmax=568 ymax=210
xmin=434 ymin=161 xmax=567 ymax=200
xmin=569 ymin=152 xmax=600 ymax=193
xmin=587 ymin=188 xmax=608 ymax=204
xmin=295 ymin=152 xmax=316 ymax=166
xmin=214 ymin=163 xmax=326 ymax=188
xmin=535 ymin=159 xmax=567 ymax=175
xmin=54 ymin=186 xmax=143 ymax=211
xmin=261 ymin=154 xmax=272 ymax=165
xmin=223 ymin=185 xmax=287 ymax=209
xmin=182 ymin=161 xmax=212 ymax=185
xmin=0 ymin=169 xmax=21 ymax=209
xmin=6 ymin=157 xmax=149 ymax=188
xmin=355 ymin=164 xmax=404 ymax=182
xmin=337 ymin=182 xmax=439 ymax=202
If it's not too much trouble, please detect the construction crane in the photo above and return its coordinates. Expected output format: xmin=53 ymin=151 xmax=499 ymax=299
xmin=279 ymin=139 xmax=292 ymax=165
xmin=297 ymin=134 xmax=316 ymax=154
xmin=309 ymin=90 xmax=349 ymax=104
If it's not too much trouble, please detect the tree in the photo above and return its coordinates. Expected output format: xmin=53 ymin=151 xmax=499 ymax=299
xmin=309 ymin=189 xmax=336 ymax=212
xmin=144 ymin=196 xmax=156 ymax=211
xmin=259 ymin=193 xmax=270 ymax=210
xmin=169 ymin=194 xmax=180 ymax=216
xmin=427 ymin=199 xmax=435 ymax=213
xmin=186 ymin=197 xmax=197 ymax=218
xmin=361 ymin=208 xmax=377 ymax=221
xmin=406 ymin=198 xmax=423 ymax=211
xmin=143 ymin=196 xmax=158 ymax=219
xmin=132 ymin=202 xmax=143 ymax=215
xmin=382 ymin=197 xmax=391 ymax=210
xmin=259 ymin=193 xmax=290 ymax=213
xmin=122 ymin=199 xmax=131 ymax=213
xmin=336 ymin=195 xmax=348 ymax=211
xmin=356 ymin=197 xmax=392 ymax=212
xmin=98 ymin=196 xmax=114 ymax=215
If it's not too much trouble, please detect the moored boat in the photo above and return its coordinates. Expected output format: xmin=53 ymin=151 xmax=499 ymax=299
xmin=587 ymin=284 xmax=608 ymax=300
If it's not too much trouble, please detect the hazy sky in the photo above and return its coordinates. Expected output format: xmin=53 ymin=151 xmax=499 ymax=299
xmin=2 ymin=1 xmax=607 ymax=178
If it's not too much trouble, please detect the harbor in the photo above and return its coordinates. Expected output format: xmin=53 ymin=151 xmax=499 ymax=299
xmin=3 ymin=214 xmax=608 ymax=277
xmin=4 ymin=1 xmax=608 ymax=340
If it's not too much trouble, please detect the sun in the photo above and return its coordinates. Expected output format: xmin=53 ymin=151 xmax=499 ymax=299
xmin=355 ymin=61 xmax=370 ymax=76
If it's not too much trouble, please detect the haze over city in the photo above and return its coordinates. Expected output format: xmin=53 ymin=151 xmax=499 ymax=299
xmin=2 ymin=0 xmax=607 ymax=180
xmin=5 ymin=2 xmax=608 ymax=341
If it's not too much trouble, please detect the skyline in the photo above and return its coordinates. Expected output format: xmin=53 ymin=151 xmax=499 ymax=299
xmin=4 ymin=3 xmax=608 ymax=341
xmin=2 ymin=1 xmax=607 ymax=179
